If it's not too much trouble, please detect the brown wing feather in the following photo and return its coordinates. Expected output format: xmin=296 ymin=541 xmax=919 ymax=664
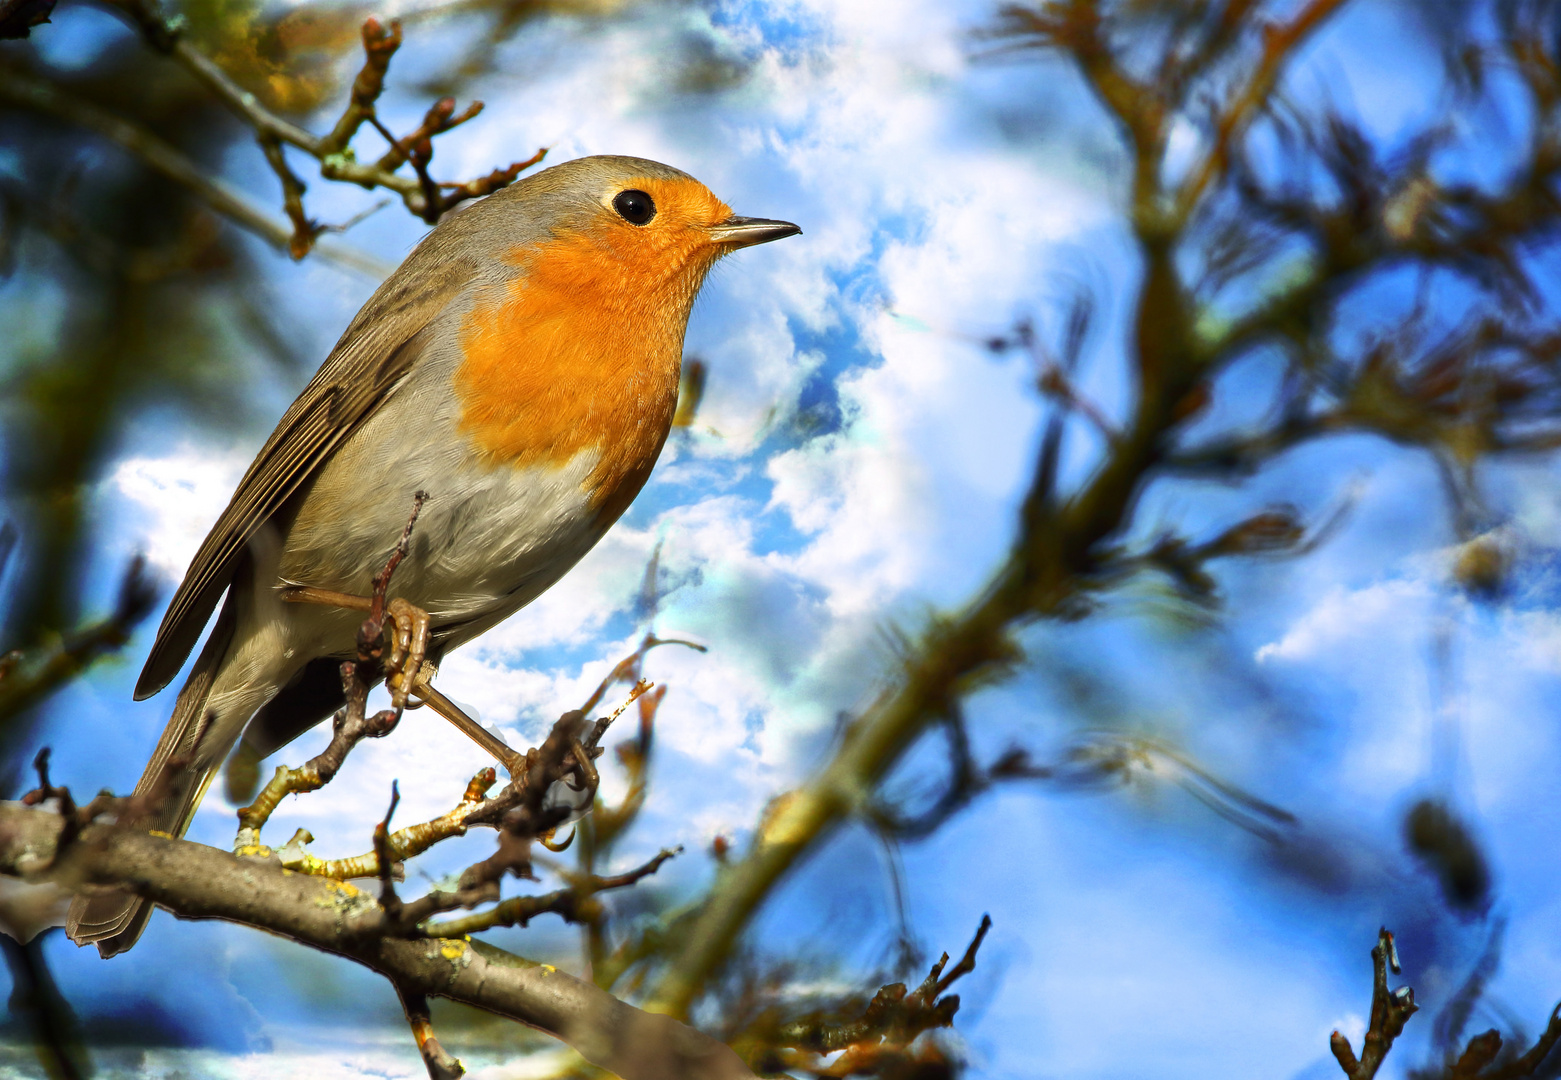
xmin=134 ymin=255 xmax=478 ymax=699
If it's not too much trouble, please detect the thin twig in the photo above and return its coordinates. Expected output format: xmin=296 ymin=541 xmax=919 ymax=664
xmin=0 ymin=557 xmax=159 ymax=725
xmin=277 ymin=768 xmax=497 ymax=880
xmin=427 ymin=848 xmax=681 ymax=937
xmin=98 ymin=0 xmax=545 ymax=237
xmin=1329 ymin=928 xmax=1418 ymax=1079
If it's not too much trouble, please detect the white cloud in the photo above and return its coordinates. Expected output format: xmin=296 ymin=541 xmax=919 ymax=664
xmin=1501 ymin=609 xmax=1561 ymax=673
xmin=107 ymin=446 xmax=249 ymax=581
xmin=1254 ymin=577 xmax=1437 ymax=663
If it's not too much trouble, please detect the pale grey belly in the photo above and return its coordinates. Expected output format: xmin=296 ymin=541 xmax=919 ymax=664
xmin=273 ymin=392 xmax=607 ymax=659
xmin=197 ymin=382 xmax=612 ymax=768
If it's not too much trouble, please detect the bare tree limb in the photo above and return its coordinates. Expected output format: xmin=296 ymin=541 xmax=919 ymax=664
xmin=0 ymin=557 xmax=158 ymax=726
xmin=0 ymin=802 xmax=754 ymax=1080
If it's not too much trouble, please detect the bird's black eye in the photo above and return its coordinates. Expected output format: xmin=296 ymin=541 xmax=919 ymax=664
xmin=613 ymin=189 xmax=656 ymax=225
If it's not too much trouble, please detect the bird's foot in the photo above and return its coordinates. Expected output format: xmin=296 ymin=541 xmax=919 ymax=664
xmin=383 ymin=596 xmax=429 ymax=711
xmin=281 ymin=586 xmax=523 ymax=774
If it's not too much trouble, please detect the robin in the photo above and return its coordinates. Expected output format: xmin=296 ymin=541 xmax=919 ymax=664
xmin=66 ymin=155 xmax=799 ymax=956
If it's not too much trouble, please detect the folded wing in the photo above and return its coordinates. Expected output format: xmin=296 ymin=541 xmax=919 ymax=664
xmin=135 ymin=254 xmax=479 ymax=699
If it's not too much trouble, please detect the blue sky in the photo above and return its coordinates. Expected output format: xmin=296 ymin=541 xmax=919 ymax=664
xmin=6 ymin=1 xmax=1561 ymax=1078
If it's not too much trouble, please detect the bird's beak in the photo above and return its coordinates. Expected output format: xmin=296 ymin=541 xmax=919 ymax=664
xmin=709 ymin=215 xmax=801 ymax=248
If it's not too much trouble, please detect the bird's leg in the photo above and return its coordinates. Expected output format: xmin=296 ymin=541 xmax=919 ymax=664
xmin=279 ymin=585 xmax=373 ymax=611
xmin=283 ymin=588 xmax=526 ymax=774
xmin=406 ymin=667 xmax=525 ymax=776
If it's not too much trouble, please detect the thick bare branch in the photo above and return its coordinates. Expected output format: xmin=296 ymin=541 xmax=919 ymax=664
xmin=0 ymin=803 xmax=753 ymax=1080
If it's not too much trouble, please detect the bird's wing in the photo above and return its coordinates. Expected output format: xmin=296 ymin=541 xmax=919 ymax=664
xmin=135 ymin=255 xmax=479 ymax=699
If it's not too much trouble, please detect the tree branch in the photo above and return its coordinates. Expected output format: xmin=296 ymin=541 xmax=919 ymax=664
xmin=1173 ymin=0 xmax=1350 ymax=225
xmin=0 ymin=557 xmax=158 ymax=726
xmin=1330 ymin=928 xmax=1417 ymax=1080
xmin=97 ymin=1 xmax=547 ymax=245
xmin=429 ymin=846 xmax=681 ymax=938
xmin=0 ymin=64 xmax=391 ymax=278
xmin=0 ymin=803 xmax=753 ymax=1080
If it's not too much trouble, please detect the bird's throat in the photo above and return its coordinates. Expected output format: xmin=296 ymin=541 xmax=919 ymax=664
xmin=454 ymin=233 xmax=715 ymax=523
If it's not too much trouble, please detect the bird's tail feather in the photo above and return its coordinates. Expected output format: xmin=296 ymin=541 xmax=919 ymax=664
xmin=65 ymin=597 xmax=237 ymax=958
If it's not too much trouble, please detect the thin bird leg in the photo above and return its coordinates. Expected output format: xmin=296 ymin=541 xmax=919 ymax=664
xmin=279 ymin=585 xmax=373 ymax=611
xmin=410 ymin=675 xmax=525 ymax=776
xmin=281 ymin=585 xmax=425 ymax=707
xmin=281 ymin=583 xmax=524 ymax=774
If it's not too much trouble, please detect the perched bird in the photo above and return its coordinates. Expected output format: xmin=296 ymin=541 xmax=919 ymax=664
xmin=67 ymin=155 xmax=799 ymax=956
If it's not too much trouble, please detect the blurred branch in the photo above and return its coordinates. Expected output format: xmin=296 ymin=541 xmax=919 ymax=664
xmin=0 ymin=800 xmax=753 ymax=1080
xmin=94 ymin=1 xmax=547 ymax=250
xmin=868 ymin=728 xmax=1296 ymax=844
xmin=428 ymin=846 xmax=681 ymax=937
xmin=396 ymin=983 xmax=465 ymax=1080
xmin=1437 ymin=1008 xmax=1561 ymax=1080
xmin=1405 ymin=920 xmax=1561 ymax=1080
xmin=1172 ymin=0 xmax=1348 ymax=224
xmin=0 ymin=931 xmax=88 ymax=1080
xmin=759 ymin=915 xmax=992 ymax=1077
xmin=648 ymin=0 xmax=1561 ymax=1018
xmin=0 ymin=556 xmax=157 ymax=726
xmin=0 ymin=64 xmax=391 ymax=278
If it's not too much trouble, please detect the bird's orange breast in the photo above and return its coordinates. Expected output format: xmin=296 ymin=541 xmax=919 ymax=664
xmin=453 ymin=180 xmax=727 ymax=523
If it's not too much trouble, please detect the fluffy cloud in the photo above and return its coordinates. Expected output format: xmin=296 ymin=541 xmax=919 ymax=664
xmin=1254 ymin=577 xmax=1438 ymax=664
xmin=106 ymin=447 xmax=249 ymax=581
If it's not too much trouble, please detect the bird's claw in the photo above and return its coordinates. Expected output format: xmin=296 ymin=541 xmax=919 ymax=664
xmin=383 ymin=597 xmax=430 ymax=711
xmin=283 ymin=584 xmax=524 ymax=774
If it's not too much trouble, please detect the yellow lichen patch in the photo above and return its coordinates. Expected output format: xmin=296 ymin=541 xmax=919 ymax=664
xmin=148 ymin=830 xmax=173 ymax=839
xmin=440 ymin=939 xmax=467 ymax=961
